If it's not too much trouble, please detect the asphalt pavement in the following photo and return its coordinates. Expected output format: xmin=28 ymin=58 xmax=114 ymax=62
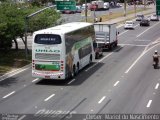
xmin=0 ymin=4 xmax=160 ymax=120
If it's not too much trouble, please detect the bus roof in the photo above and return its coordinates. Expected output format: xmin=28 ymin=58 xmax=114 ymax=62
xmin=34 ymin=22 xmax=93 ymax=34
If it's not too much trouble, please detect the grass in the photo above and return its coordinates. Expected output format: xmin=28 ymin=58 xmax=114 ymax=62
xmin=0 ymin=49 xmax=31 ymax=75
xmin=87 ymin=7 xmax=150 ymax=23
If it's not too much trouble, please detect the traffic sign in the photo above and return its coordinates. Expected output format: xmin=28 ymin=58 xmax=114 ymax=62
xmin=56 ymin=1 xmax=76 ymax=10
xmin=156 ymin=0 xmax=160 ymax=15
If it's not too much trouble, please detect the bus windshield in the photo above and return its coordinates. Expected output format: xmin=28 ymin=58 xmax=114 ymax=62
xmin=34 ymin=34 xmax=61 ymax=44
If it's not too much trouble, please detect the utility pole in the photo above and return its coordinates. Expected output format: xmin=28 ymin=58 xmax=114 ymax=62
xmin=24 ymin=5 xmax=54 ymax=59
xmin=124 ymin=0 xmax=127 ymax=17
xmin=85 ymin=0 xmax=87 ymax=22
xmin=134 ymin=0 xmax=137 ymax=17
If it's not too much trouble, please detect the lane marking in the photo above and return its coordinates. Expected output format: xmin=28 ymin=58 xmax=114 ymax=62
xmin=68 ymin=79 xmax=75 ymax=84
xmin=18 ymin=115 xmax=26 ymax=120
xmin=136 ymin=22 xmax=160 ymax=38
xmin=114 ymin=81 xmax=120 ymax=87
xmin=118 ymin=30 xmax=128 ymax=36
xmin=0 ymin=67 xmax=30 ymax=82
xmin=98 ymin=96 xmax=106 ymax=104
xmin=32 ymin=78 xmax=39 ymax=83
xmin=118 ymin=24 xmax=139 ymax=36
xmin=44 ymin=94 xmax=55 ymax=102
xmin=86 ymin=46 xmax=122 ymax=72
xmin=3 ymin=91 xmax=15 ymax=99
xmin=125 ymin=51 xmax=145 ymax=73
xmin=124 ymin=39 xmax=159 ymax=73
xmin=146 ymin=100 xmax=152 ymax=108
xmin=134 ymin=39 xmax=151 ymax=42
xmin=155 ymin=83 xmax=159 ymax=89
xmin=119 ymin=44 xmax=147 ymax=47
xmin=85 ymin=52 xmax=113 ymax=72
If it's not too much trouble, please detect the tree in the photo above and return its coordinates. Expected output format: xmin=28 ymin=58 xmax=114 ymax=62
xmin=0 ymin=2 xmax=61 ymax=50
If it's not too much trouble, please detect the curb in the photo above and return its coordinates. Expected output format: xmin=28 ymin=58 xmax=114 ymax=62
xmin=0 ymin=64 xmax=31 ymax=82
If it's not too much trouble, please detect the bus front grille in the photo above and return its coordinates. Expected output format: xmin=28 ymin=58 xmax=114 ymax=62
xmin=35 ymin=53 xmax=60 ymax=60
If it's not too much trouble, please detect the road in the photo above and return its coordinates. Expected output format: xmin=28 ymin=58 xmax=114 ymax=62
xmin=62 ymin=5 xmax=146 ymax=23
xmin=1 ymin=19 xmax=160 ymax=119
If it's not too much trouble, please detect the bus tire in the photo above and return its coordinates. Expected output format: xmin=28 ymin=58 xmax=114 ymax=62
xmin=77 ymin=63 xmax=79 ymax=74
xmin=72 ymin=65 xmax=76 ymax=77
xmin=89 ymin=55 xmax=92 ymax=64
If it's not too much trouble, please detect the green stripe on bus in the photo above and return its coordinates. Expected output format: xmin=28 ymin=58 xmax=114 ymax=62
xmin=35 ymin=64 xmax=60 ymax=71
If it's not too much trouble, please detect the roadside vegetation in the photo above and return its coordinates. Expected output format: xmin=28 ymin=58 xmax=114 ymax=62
xmin=0 ymin=50 xmax=32 ymax=76
xmin=0 ymin=1 xmax=61 ymax=75
xmin=88 ymin=7 xmax=150 ymax=23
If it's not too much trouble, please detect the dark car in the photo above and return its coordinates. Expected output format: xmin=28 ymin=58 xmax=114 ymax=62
xmin=93 ymin=42 xmax=103 ymax=59
xmin=140 ymin=19 xmax=150 ymax=26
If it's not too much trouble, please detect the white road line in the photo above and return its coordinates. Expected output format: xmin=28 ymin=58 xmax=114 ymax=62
xmin=134 ymin=39 xmax=151 ymax=42
xmin=32 ymin=78 xmax=39 ymax=83
xmin=67 ymin=79 xmax=75 ymax=84
xmin=124 ymin=33 xmax=160 ymax=74
xmin=136 ymin=22 xmax=160 ymax=38
xmin=3 ymin=91 xmax=15 ymax=99
xmin=118 ymin=30 xmax=128 ymax=36
xmin=0 ymin=67 xmax=29 ymax=82
xmin=85 ymin=52 xmax=113 ymax=72
xmin=99 ymin=52 xmax=113 ymax=62
xmin=18 ymin=115 xmax=26 ymax=120
xmin=98 ymin=96 xmax=106 ymax=104
xmin=44 ymin=94 xmax=55 ymax=102
xmin=114 ymin=81 xmax=120 ymax=87
xmin=119 ymin=44 xmax=147 ymax=47
xmin=118 ymin=24 xmax=139 ymax=36
xmin=155 ymin=83 xmax=159 ymax=89
xmin=146 ymin=100 xmax=152 ymax=108
xmin=125 ymin=51 xmax=145 ymax=74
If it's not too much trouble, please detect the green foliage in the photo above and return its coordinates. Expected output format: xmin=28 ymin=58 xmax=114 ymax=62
xmin=0 ymin=2 xmax=61 ymax=50
xmin=28 ymin=7 xmax=60 ymax=33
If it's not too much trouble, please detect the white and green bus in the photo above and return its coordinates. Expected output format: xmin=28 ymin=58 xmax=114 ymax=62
xmin=32 ymin=22 xmax=95 ymax=80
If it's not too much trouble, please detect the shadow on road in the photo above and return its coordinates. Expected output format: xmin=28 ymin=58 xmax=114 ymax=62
xmin=103 ymin=45 xmax=123 ymax=52
xmin=36 ymin=62 xmax=104 ymax=86
xmin=0 ymin=78 xmax=17 ymax=87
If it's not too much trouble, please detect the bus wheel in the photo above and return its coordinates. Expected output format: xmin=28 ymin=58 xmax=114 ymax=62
xmin=72 ymin=65 xmax=76 ymax=77
xmin=89 ymin=55 xmax=92 ymax=64
xmin=76 ymin=63 xmax=79 ymax=74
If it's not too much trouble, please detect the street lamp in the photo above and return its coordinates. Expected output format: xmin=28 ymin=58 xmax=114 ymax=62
xmin=24 ymin=5 xmax=54 ymax=59
xmin=124 ymin=0 xmax=127 ymax=17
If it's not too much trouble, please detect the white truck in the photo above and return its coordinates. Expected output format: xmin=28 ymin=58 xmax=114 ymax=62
xmin=90 ymin=0 xmax=104 ymax=11
xmin=94 ymin=22 xmax=118 ymax=50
